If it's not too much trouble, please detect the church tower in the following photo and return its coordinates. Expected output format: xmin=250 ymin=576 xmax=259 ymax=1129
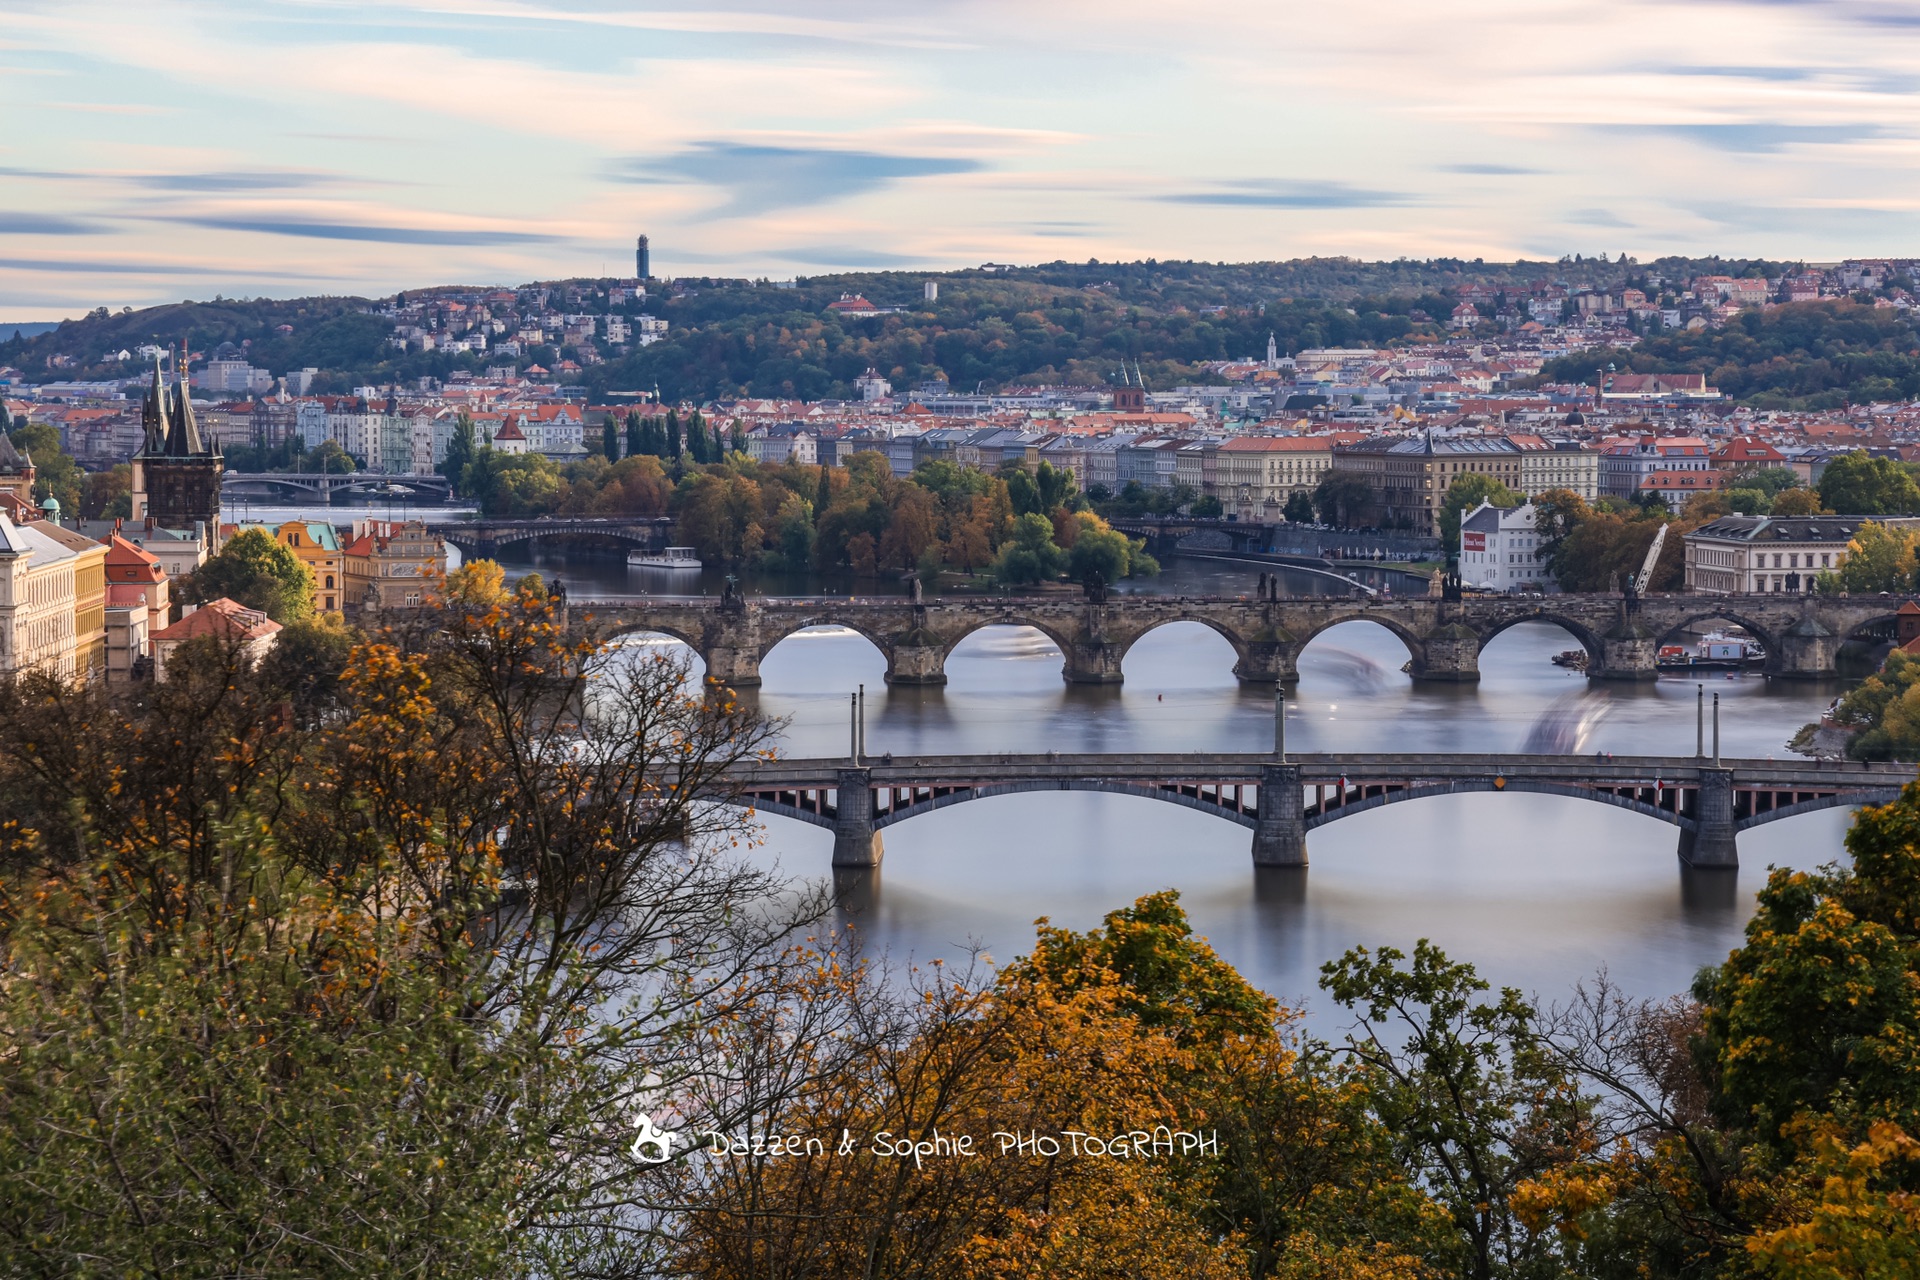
xmin=130 ymin=349 xmax=223 ymax=535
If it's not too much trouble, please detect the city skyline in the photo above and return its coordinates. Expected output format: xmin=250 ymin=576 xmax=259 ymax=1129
xmin=9 ymin=0 xmax=1920 ymax=313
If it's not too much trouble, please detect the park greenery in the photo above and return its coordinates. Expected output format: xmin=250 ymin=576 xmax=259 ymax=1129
xmin=448 ymin=420 xmax=1157 ymax=587
xmin=1 ymin=583 xmax=1917 ymax=1276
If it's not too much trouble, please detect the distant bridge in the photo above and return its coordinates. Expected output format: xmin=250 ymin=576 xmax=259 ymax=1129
xmin=441 ymin=516 xmax=674 ymax=557
xmin=222 ymin=471 xmax=454 ymax=501
xmin=720 ymin=751 xmax=1915 ymax=870
xmin=574 ymin=590 xmax=1912 ymax=685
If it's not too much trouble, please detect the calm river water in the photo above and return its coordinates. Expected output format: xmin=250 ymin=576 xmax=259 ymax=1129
xmin=308 ymin=514 xmax=1884 ymax=1021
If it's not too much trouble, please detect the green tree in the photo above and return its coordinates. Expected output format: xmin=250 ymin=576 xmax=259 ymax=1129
xmin=1313 ymin=472 xmax=1374 ymax=529
xmin=1067 ymin=512 xmax=1157 ymax=585
xmin=1743 ymin=466 xmax=1805 ymax=498
xmin=1828 ymin=520 xmax=1920 ymax=595
xmin=1191 ymin=494 xmax=1224 ymax=518
xmin=183 ymin=526 xmax=315 ymax=622
xmin=625 ymin=409 xmax=644 ymax=459
xmin=601 ymin=416 xmax=620 ymax=460
xmin=1283 ymin=490 xmax=1316 ymax=524
xmin=1321 ymin=941 xmax=1585 ymax=1280
xmin=991 ymin=512 xmax=1067 ymax=585
xmin=440 ymin=413 xmax=475 ymax=490
xmin=1829 ymin=648 xmax=1920 ymax=760
xmin=1818 ymin=452 xmax=1920 ymax=516
xmin=1439 ymin=473 xmax=1523 ymax=549
xmin=6 ymin=421 xmax=81 ymax=515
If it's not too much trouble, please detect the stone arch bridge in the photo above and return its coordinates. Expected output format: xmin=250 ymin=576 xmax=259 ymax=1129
xmin=441 ymin=517 xmax=674 ymax=558
xmin=575 ymin=591 xmax=1912 ymax=686
xmin=720 ymin=751 xmax=1913 ymax=870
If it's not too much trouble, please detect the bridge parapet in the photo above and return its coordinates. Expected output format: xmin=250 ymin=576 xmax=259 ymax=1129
xmin=725 ymin=752 xmax=1914 ymax=873
xmin=571 ymin=591 xmax=1916 ymax=689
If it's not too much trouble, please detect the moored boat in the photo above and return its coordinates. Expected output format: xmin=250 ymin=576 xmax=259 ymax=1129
xmin=627 ymin=545 xmax=702 ymax=570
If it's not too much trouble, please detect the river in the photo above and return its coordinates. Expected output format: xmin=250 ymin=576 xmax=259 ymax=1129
xmin=270 ymin=509 xmax=1880 ymax=1020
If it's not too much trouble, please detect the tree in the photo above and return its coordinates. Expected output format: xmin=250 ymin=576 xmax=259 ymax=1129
xmin=1283 ymin=490 xmax=1316 ymax=524
xmin=991 ymin=512 xmax=1067 ymax=585
xmin=1771 ymin=487 xmax=1829 ymax=517
xmin=625 ymin=409 xmax=644 ymax=459
xmin=81 ymin=464 xmax=131 ymax=520
xmin=601 ymin=416 xmax=620 ymax=460
xmin=1321 ymin=941 xmax=1587 ymax=1280
xmin=1191 ymin=494 xmax=1224 ymax=518
xmin=1743 ymin=467 xmax=1805 ymax=498
xmin=1067 ymin=512 xmax=1157 ymax=585
xmin=254 ymin=612 xmax=357 ymax=720
xmin=440 ymin=412 xmax=475 ymax=490
xmin=6 ymin=421 xmax=81 ymax=515
xmin=666 ymin=409 xmax=682 ymax=460
xmin=1439 ymin=473 xmax=1522 ymax=549
xmin=1314 ymin=472 xmax=1374 ymax=529
xmin=183 ymin=526 xmax=315 ymax=622
xmin=0 ymin=591 xmax=810 ymax=1273
xmin=1817 ymin=452 xmax=1920 ymax=516
xmin=1829 ymin=521 xmax=1920 ymax=595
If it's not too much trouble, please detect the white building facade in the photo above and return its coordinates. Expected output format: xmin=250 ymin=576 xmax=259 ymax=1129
xmin=1458 ymin=500 xmax=1549 ymax=592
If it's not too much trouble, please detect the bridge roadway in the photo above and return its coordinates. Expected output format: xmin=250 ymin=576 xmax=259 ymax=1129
xmin=572 ymin=590 xmax=1913 ymax=685
xmin=223 ymin=471 xmax=455 ymax=500
xmin=719 ymin=751 xmax=1915 ymax=870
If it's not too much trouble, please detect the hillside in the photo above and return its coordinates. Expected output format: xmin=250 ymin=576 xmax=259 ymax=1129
xmin=0 ymin=253 xmax=1812 ymax=401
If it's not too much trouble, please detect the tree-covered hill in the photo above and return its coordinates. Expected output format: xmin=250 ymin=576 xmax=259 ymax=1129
xmin=1532 ymin=300 xmax=1920 ymax=409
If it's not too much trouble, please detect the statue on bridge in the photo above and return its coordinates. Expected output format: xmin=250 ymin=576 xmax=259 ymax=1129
xmin=720 ymin=574 xmax=742 ymax=610
xmin=1082 ymin=570 xmax=1109 ymax=605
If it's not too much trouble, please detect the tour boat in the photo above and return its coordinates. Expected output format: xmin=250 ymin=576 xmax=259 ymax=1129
xmin=627 ymin=546 xmax=703 ymax=570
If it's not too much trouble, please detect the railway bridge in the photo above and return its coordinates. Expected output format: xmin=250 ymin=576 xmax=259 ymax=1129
xmin=720 ymin=751 xmax=1914 ymax=870
xmin=575 ymin=590 xmax=1912 ymax=686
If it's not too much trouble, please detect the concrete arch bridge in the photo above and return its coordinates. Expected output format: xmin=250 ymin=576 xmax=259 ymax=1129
xmin=722 ymin=751 xmax=1914 ymax=871
xmin=576 ymin=592 xmax=1912 ymax=686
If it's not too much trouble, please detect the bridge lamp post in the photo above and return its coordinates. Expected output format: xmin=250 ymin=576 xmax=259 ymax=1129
xmin=1712 ymin=693 xmax=1721 ymax=767
xmin=1697 ymin=685 xmax=1704 ymax=759
xmin=1274 ymin=690 xmax=1287 ymax=763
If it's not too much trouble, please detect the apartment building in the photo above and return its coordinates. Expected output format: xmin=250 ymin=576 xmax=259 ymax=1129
xmin=1683 ymin=515 xmax=1920 ymax=593
xmin=1216 ymin=436 xmax=1333 ymax=519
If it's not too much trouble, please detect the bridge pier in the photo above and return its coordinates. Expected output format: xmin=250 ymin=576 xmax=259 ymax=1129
xmin=831 ymin=768 xmax=884 ymax=868
xmin=1063 ymin=641 xmax=1126 ymax=684
xmin=1678 ymin=768 xmax=1738 ymax=868
xmin=1594 ymin=621 xmax=1658 ymax=682
xmin=1772 ymin=616 xmax=1838 ymax=679
xmin=1233 ymin=643 xmax=1299 ymax=685
xmin=702 ymin=645 xmax=762 ymax=689
xmin=1411 ymin=624 xmax=1479 ymax=682
xmin=886 ymin=643 xmax=947 ymax=686
xmin=1252 ymin=764 xmax=1307 ymax=866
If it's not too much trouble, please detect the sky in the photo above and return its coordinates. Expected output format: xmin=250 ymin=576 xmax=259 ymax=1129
xmin=6 ymin=0 xmax=1920 ymax=315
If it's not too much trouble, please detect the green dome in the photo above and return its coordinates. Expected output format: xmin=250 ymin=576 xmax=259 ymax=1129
xmin=38 ymin=496 xmax=59 ymax=513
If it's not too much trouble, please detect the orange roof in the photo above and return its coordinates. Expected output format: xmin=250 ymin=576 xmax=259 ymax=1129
xmin=1219 ymin=436 xmax=1333 ymax=453
xmin=102 ymin=533 xmax=165 ymax=583
xmin=151 ymin=597 xmax=281 ymax=644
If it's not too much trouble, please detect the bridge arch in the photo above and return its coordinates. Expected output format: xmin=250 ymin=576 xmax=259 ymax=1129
xmin=1113 ymin=617 xmax=1251 ymax=680
xmin=1651 ymin=609 xmax=1782 ymax=660
xmin=1303 ymin=779 xmax=1693 ymax=832
xmin=1737 ymin=787 xmax=1904 ymax=831
xmin=1475 ymin=613 xmax=1605 ymax=666
xmin=873 ymin=780 xmax=1261 ymax=831
xmin=757 ymin=621 xmax=892 ymax=687
xmin=937 ymin=618 xmax=1079 ymax=682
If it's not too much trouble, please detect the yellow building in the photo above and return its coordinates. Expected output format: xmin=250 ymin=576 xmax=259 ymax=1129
xmin=29 ymin=520 xmax=108 ymax=682
xmin=0 ymin=511 xmax=79 ymax=680
xmin=1216 ymin=436 xmax=1335 ymax=519
xmin=230 ymin=520 xmax=346 ymax=613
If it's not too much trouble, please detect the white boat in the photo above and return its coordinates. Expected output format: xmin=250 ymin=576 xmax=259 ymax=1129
xmin=627 ymin=545 xmax=703 ymax=570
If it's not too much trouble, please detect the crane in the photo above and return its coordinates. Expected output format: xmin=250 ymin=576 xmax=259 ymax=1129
xmin=1631 ymin=524 xmax=1668 ymax=596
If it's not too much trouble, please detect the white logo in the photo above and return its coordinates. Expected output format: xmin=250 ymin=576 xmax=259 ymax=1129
xmin=631 ymin=1111 xmax=676 ymax=1163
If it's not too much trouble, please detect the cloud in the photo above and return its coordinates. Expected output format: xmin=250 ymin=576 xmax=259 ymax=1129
xmin=1439 ymin=163 xmax=1543 ymax=175
xmin=618 ymin=142 xmax=984 ymax=215
xmin=136 ymin=171 xmax=340 ymax=192
xmin=0 ymin=256 xmax=224 ymax=275
xmin=1159 ymin=181 xmax=1415 ymax=209
xmin=1567 ymin=208 xmax=1635 ymax=228
xmin=0 ymin=212 xmax=102 ymax=235
xmin=1604 ymin=123 xmax=1885 ymax=153
xmin=165 ymin=215 xmax=565 ymax=245
xmin=761 ymin=243 xmax=927 ymax=267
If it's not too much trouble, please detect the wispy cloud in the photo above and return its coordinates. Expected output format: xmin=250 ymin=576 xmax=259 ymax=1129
xmin=135 ymin=171 xmax=342 ymax=192
xmin=165 ymin=215 xmax=565 ymax=245
xmin=0 ymin=212 xmax=102 ymax=235
xmin=618 ymin=142 xmax=984 ymax=215
xmin=1440 ymin=163 xmax=1543 ymax=176
xmin=1606 ymin=122 xmax=1887 ymax=153
xmin=762 ymin=243 xmax=926 ymax=267
xmin=1160 ymin=181 xmax=1415 ymax=209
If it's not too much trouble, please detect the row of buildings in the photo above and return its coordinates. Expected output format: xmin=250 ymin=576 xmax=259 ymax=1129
xmin=0 ymin=363 xmax=446 ymax=683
